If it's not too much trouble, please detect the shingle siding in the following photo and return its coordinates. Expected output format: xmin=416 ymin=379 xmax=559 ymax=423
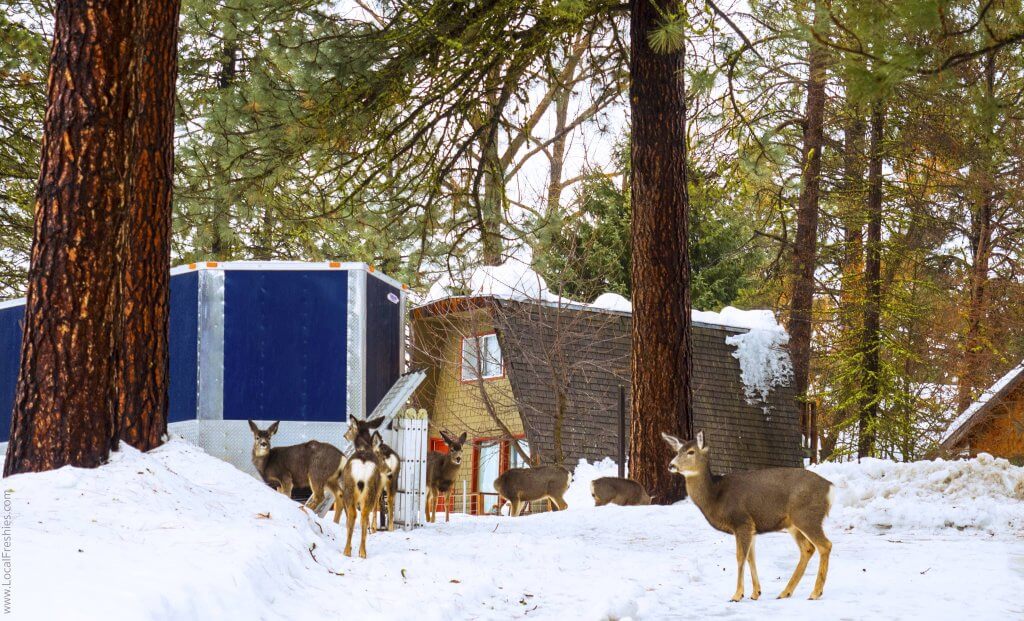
xmin=493 ymin=300 xmax=801 ymax=474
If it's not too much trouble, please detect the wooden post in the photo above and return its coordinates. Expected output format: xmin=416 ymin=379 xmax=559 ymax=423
xmin=618 ymin=385 xmax=626 ymax=478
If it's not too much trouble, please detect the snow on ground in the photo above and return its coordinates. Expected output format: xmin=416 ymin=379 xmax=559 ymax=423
xmin=8 ymin=441 xmax=1024 ymax=620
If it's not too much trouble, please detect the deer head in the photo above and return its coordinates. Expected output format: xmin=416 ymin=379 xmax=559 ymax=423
xmin=661 ymin=430 xmax=708 ymax=476
xmin=248 ymin=420 xmax=280 ymax=458
xmin=344 ymin=415 xmax=385 ymax=445
xmin=439 ymin=429 xmax=467 ymax=465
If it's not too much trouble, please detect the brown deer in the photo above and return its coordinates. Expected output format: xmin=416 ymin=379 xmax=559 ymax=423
xmin=662 ymin=431 xmax=834 ymax=602
xmin=339 ymin=415 xmax=385 ymax=558
xmin=494 ymin=465 xmax=572 ymax=516
xmin=425 ymin=430 xmax=466 ymax=523
xmin=369 ymin=431 xmax=401 ymax=532
xmin=248 ymin=420 xmax=345 ymax=516
xmin=591 ymin=477 xmax=652 ymax=506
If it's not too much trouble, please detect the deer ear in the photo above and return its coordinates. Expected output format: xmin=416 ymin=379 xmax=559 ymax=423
xmin=367 ymin=416 xmax=385 ymax=429
xmin=268 ymin=421 xmax=280 ymax=436
xmin=439 ymin=429 xmax=454 ymax=444
xmin=458 ymin=432 xmax=467 ymax=445
xmin=372 ymin=432 xmax=383 ymax=449
xmin=661 ymin=432 xmax=683 ymax=452
xmin=696 ymin=430 xmax=706 ymax=450
xmin=248 ymin=420 xmax=259 ymax=434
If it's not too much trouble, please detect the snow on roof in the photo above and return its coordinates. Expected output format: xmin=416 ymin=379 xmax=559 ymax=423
xmin=941 ymin=363 xmax=1024 ymax=445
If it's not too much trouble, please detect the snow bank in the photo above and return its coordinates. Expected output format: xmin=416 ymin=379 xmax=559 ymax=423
xmin=813 ymin=453 xmax=1024 ymax=534
xmin=942 ymin=364 xmax=1024 ymax=443
xmin=7 ymin=440 xmax=343 ymax=621
xmin=564 ymin=457 xmax=620 ymax=509
xmin=590 ymin=292 xmax=631 ymax=313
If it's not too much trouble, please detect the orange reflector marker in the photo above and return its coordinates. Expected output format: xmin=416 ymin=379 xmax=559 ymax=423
xmin=402 ymin=283 xmax=409 ymax=290
xmin=188 ymin=263 xmax=197 ymax=270
xmin=368 ymin=265 xmax=375 ymax=273
xmin=206 ymin=261 xmax=218 ymax=268
xmin=329 ymin=261 xmax=341 ymax=268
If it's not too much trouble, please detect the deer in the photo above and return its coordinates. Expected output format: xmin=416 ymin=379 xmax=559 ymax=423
xmin=425 ymin=430 xmax=466 ymax=523
xmin=661 ymin=430 xmax=834 ymax=602
xmin=369 ymin=430 xmax=401 ymax=533
xmin=248 ymin=420 xmax=346 ymax=517
xmin=591 ymin=477 xmax=652 ymax=506
xmin=494 ymin=465 xmax=572 ymax=516
xmin=339 ymin=415 xmax=385 ymax=558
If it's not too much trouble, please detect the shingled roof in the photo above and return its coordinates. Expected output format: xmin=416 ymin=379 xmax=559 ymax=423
xmin=940 ymin=364 xmax=1024 ymax=452
xmin=488 ymin=298 xmax=802 ymax=473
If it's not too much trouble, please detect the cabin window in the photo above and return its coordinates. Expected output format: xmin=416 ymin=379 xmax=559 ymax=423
xmin=461 ymin=333 xmax=503 ymax=381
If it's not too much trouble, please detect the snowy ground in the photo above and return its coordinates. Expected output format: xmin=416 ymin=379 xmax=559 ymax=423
xmin=8 ymin=441 xmax=1024 ymax=620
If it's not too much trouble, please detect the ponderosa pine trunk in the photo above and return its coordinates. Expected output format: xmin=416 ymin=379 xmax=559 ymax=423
xmin=787 ymin=0 xmax=828 ymax=413
xmin=858 ymin=101 xmax=885 ymax=459
xmin=628 ymin=0 xmax=691 ymax=504
xmin=4 ymin=0 xmax=138 ymax=475
xmin=116 ymin=0 xmax=180 ymax=450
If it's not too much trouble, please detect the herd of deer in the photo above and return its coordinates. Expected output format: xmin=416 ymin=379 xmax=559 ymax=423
xmin=248 ymin=419 xmax=834 ymax=601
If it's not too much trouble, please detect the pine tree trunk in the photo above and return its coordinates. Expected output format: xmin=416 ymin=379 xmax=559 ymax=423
xmin=858 ymin=101 xmax=885 ymax=459
xmin=546 ymin=89 xmax=570 ymax=216
xmin=4 ymin=0 xmax=138 ymax=475
xmin=480 ymin=133 xmax=505 ymax=265
xmin=628 ymin=0 xmax=691 ymax=504
xmin=787 ymin=0 xmax=828 ymax=410
xmin=957 ymin=51 xmax=997 ymax=413
xmin=116 ymin=0 xmax=180 ymax=451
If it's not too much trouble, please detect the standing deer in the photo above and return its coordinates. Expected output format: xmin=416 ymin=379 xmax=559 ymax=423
xmin=425 ymin=430 xmax=466 ymax=523
xmin=662 ymin=431 xmax=834 ymax=601
xmin=248 ymin=420 xmax=345 ymax=517
xmin=494 ymin=465 xmax=572 ymax=516
xmin=369 ymin=430 xmax=401 ymax=532
xmin=340 ymin=415 xmax=385 ymax=558
xmin=591 ymin=477 xmax=652 ymax=506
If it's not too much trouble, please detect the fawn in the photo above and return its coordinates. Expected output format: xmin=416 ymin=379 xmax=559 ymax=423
xmin=248 ymin=420 xmax=345 ymax=515
xmin=425 ymin=430 xmax=466 ymax=523
xmin=369 ymin=431 xmax=401 ymax=532
xmin=662 ymin=430 xmax=834 ymax=601
xmin=339 ymin=415 xmax=385 ymax=558
xmin=494 ymin=465 xmax=572 ymax=516
xmin=591 ymin=477 xmax=651 ymax=506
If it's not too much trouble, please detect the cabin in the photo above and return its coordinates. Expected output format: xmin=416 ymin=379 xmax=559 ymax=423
xmin=410 ymin=293 xmax=802 ymax=515
xmin=940 ymin=364 xmax=1024 ymax=464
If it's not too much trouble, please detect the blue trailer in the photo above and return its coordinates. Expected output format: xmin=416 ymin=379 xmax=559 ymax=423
xmin=0 ymin=261 xmax=417 ymax=457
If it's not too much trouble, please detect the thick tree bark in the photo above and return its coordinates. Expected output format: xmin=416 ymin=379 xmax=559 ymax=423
xmin=116 ymin=0 xmax=180 ymax=450
xmin=957 ymin=50 xmax=997 ymax=413
xmin=546 ymin=88 xmax=570 ymax=216
xmin=628 ymin=0 xmax=691 ymax=504
xmin=4 ymin=0 xmax=138 ymax=475
xmin=858 ymin=101 xmax=885 ymax=459
xmin=787 ymin=0 xmax=829 ymax=412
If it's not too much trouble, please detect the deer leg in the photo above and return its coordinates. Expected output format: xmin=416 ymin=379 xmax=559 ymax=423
xmin=358 ymin=496 xmax=370 ymax=559
xmin=445 ymin=490 xmax=453 ymax=522
xmin=551 ymin=493 xmax=568 ymax=511
xmin=343 ymin=499 xmax=356 ymax=557
xmin=747 ymin=537 xmax=762 ymax=600
xmin=731 ymin=528 xmax=753 ymax=602
xmin=425 ymin=489 xmax=435 ymax=523
xmin=778 ymin=528 xmax=815 ymax=599
xmin=306 ymin=476 xmax=324 ymax=510
xmin=801 ymin=524 xmax=832 ymax=600
xmin=388 ymin=484 xmax=397 ymax=531
xmin=332 ymin=492 xmax=344 ymax=524
xmin=279 ymin=477 xmax=294 ymax=499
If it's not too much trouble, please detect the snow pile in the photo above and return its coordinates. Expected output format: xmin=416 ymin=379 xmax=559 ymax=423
xmin=942 ymin=364 xmax=1024 ymax=443
xmin=564 ymin=457 xmax=620 ymax=509
xmin=7 ymin=440 xmax=344 ymax=621
xmin=706 ymin=307 xmax=794 ymax=404
xmin=424 ymin=258 xmax=564 ymax=305
xmin=813 ymin=453 xmax=1024 ymax=534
